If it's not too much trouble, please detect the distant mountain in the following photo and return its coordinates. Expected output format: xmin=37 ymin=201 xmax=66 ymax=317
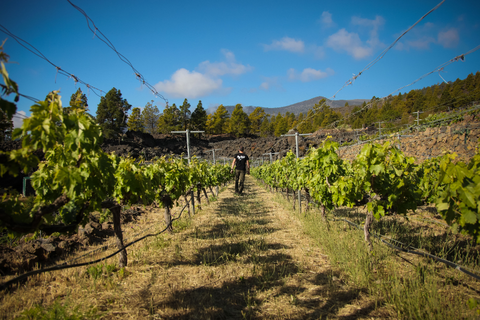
xmin=206 ymin=96 xmax=368 ymax=116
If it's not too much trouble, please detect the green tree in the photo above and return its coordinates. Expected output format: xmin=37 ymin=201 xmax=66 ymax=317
xmin=229 ymin=104 xmax=250 ymax=137
xmin=248 ymin=107 xmax=267 ymax=134
xmin=157 ymin=103 xmax=180 ymax=134
xmin=0 ymin=109 xmax=13 ymax=142
xmin=259 ymin=116 xmax=272 ymax=137
xmin=142 ymin=100 xmax=160 ymax=134
xmin=209 ymin=104 xmax=229 ymax=134
xmin=179 ymin=98 xmax=191 ymax=130
xmin=440 ymin=83 xmax=453 ymax=111
xmin=96 ymin=88 xmax=132 ymax=139
xmin=274 ymin=113 xmax=288 ymax=136
xmin=65 ymin=88 xmax=88 ymax=115
xmin=190 ymin=100 xmax=207 ymax=132
xmin=127 ymin=107 xmax=144 ymax=132
xmin=0 ymin=44 xmax=19 ymax=142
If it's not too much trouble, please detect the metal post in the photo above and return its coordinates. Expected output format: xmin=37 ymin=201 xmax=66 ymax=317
xmin=376 ymin=121 xmax=385 ymax=137
xmin=207 ymin=148 xmax=222 ymax=197
xmin=412 ymin=110 xmax=424 ymax=126
xmin=281 ymin=132 xmax=312 ymax=213
xmin=171 ymin=129 xmax=205 ymax=215
xmin=23 ymin=177 xmax=31 ymax=197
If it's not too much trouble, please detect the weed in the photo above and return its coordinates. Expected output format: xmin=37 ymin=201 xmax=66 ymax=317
xmin=17 ymin=300 xmax=100 ymax=320
xmin=173 ymin=217 xmax=192 ymax=231
xmin=86 ymin=264 xmax=103 ymax=281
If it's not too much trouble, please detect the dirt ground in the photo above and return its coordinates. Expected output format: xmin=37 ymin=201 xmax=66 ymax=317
xmin=0 ymin=176 xmax=386 ymax=319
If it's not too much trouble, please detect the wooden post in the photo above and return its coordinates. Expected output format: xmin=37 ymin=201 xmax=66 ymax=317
xmin=111 ymin=205 xmax=127 ymax=268
xmin=209 ymin=186 xmax=215 ymax=197
xmin=364 ymin=211 xmax=374 ymax=251
xmin=162 ymin=194 xmax=173 ymax=234
xmin=183 ymin=194 xmax=191 ymax=217
xmin=202 ymin=188 xmax=210 ymax=204
xmin=196 ymin=187 xmax=202 ymax=210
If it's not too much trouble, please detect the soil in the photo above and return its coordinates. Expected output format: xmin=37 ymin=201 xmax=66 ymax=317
xmin=0 ymin=207 xmax=145 ymax=276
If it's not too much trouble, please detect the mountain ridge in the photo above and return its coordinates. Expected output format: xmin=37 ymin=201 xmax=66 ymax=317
xmin=206 ymin=96 xmax=369 ymax=116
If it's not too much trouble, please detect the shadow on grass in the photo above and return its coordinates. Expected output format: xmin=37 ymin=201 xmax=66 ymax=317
xmin=153 ymin=267 xmax=377 ymax=319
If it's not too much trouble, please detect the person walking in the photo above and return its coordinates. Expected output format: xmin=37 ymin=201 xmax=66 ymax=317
xmin=231 ymin=147 xmax=250 ymax=195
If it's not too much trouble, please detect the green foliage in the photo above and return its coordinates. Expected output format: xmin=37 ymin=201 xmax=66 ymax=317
xmin=248 ymin=107 xmax=267 ymax=134
xmin=0 ymin=44 xmax=18 ymax=142
xmin=141 ymin=100 xmax=159 ymax=134
xmin=253 ymin=137 xmax=480 ymax=244
xmin=206 ymin=104 xmax=228 ymax=134
xmin=65 ymin=88 xmax=88 ymax=116
xmin=273 ymin=114 xmax=288 ymax=137
xmin=228 ymin=104 xmax=250 ymax=137
xmin=0 ymin=91 xmax=116 ymax=235
xmin=179 ymin=98 xmax=191 ymax=130
xmin=157 ymin=103 xmax=180 ymax=134
xmin=190 ymin=100 xmax=207 ymax=132
xmin=435 ymin=152 xmax=480 ymax=242
xmin=96 ymin=88 xmax=131 ymax=139
xmin=127 ymin=107 xmax=144 ymax=132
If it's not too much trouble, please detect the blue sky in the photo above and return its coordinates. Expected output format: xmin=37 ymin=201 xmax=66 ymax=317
xmin=1 ymin=0 xmax=479 ymax=127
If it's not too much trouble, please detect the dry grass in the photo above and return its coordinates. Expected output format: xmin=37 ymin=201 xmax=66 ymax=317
xmin=0 ymin=177 xmax=386 ymax=319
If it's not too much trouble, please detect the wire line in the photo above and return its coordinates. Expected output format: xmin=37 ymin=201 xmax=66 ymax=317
xmin=0 ymin=24 xmax=105 ymax=98
xmin=67 ymin=0 xmax=168 ymax=104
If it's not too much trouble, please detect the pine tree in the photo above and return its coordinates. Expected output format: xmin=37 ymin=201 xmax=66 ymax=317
xmin=274 ymin=114 xmax=288 ymax=136
xmin=157 ymin=103 xmax=181 ymax=134
xmin=210 ymin=105 xmax=229 ymax=134
xmin=260 ymin=116 xmax=271 ymax=137
xmin=179 ymin=98 xmax=191 ymax=130
xmin=128 ymin=107 xmax=144 ymax=132
xmin=190 ymin=100 xmax=208 ymax=132
xmin=96 ymin=88 xmax=132 ymax=139
xmin=205 ymin=114 xmax=214 ymax=134
xmin=142 ymin=100 xmax=160 ymax=134
xmin=440 ymin=83 xmax=453 ymax=111
xmin=229 ymin=104 xmax=250 ymax=137
xmin=248 ymin=107 xmax=266 ymax=134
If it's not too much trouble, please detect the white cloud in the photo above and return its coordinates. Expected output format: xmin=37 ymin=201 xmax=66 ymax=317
xmin=312 ymin=45 xmax=326 ymax=59
xmin=352 ymin=15 xmax=385 ymax=48
xmin=288 ymin=68 xmax=334 ymax=82
xmin=319 ymin=11 xmax=334 ymax=28
xmin=257 ymin=77 xmax=284 ymax=92
xmin=325 ymin=15 xmax=385 ymax=60
xmin=407 ymin=37 xmax=436 ymax=50
xmin=438 ymin=28 xmax=459 ymax=48
xmin=326 ymin=28 xmax=373 ymax=60
xmin=198 ymin=49 xmax=253 ymax=76
xmin=394 ymin=22 xmax=456 ymax=51
xmin=13 ymin=111 xmax=27 ymax=128
xmin=264 ymin=37 xmax=305 ymax=53
xmin=155 ymin=49 xmax=250 ymax=99
xmin=260 ymin=82 xmax=270 ymax=90
xmin=154 ymin=68 xmax=222 ymax=99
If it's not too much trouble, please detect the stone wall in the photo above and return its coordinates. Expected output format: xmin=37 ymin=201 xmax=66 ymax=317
xmin=337 ymin=123 xmax=480 ymax=163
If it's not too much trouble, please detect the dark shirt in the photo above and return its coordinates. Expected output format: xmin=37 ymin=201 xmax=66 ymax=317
xmin=233 ymin=153 xmax=249 ymax=171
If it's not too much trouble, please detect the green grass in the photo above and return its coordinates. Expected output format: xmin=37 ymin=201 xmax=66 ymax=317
xmin=16 ymin=300 xmax=100 ymax=320
xmin=268 ymin=190 xmax=479 ymax=319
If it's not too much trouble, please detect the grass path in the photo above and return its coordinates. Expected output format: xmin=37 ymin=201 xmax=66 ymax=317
xmin=1 ymin=176 xmax=382 ymax=319
xmin=141 ymin=176 xmax=378 ymax=319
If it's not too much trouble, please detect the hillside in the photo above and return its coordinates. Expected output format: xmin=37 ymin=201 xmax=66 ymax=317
xmin=206 ymin=96 xmax=368 ymax=116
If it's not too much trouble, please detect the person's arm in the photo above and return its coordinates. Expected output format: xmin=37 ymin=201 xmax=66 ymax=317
xmin=230 ymin=158 xmax=236 ymax=173
xmin=246 ymin=160 xmax=250 ymax=170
